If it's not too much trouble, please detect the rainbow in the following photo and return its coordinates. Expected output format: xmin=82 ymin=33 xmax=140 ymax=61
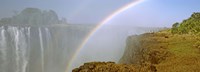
xmin=66 ymin=0 xmax=144 ymax=72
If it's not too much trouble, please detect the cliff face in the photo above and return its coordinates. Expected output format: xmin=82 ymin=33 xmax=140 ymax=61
xmin=73 ymin=31 xmax=200 ymax=72
xmin=119 ymin=32 xmax=171 ymax=72
xmin=119 ymin=32 xmax=171 ymax=64
xmin=73 ymin=32 xmax=169 ymax=72
xmin=119 ymin=35 xmax=142 ymax=64
xmin=73 ymin=13 xmax=200 ymax=72
xmin=120 ymin=31 xmax=200 ymax=72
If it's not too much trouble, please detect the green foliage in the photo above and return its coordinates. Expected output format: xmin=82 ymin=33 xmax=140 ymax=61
xmin=171 ymin=12 xmax=200 ymax=34
xmin=0 ymin=18 xmax=12 ymax=25
xmin=171 ymin=22 xmax=179 ymax=34
xmin=0 ymin=8 xmax=67 ymax=25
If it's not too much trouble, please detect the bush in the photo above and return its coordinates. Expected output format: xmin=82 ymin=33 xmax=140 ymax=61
xmin=171 ymin=12 xmax=200 ymax=34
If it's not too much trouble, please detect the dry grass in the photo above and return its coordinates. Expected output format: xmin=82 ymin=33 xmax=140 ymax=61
xmin=152 ymin=33 xmax=200 ymax=72
xmin=75 ymin=30 xmax=200 ymax=72
xmin=120 ymin=31 xmax=200 ymax=72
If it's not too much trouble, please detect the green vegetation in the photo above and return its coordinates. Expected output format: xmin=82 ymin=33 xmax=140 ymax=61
xmin=0 ymin=8 xmax=67 ymax=25
xmin=171 ymin=12 xmax=200 ymax=56
xmin=119 ymin=12 xmax=200 ymax=72
xmin=171 ymin=12 xmax=200 ymax=34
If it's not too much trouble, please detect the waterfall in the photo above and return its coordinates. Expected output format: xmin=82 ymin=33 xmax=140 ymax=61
xmin=0 ymin=26 xmax=7 ymax=72
xmin=0 ymin=25 xmax=92 ymax=72
xmin=25 ymin=27 xmax=31 ymax=72
xmin=7 ymin=27 xmax=29 ymax=72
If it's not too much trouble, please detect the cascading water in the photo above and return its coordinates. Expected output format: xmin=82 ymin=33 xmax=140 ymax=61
xmin=7 ymin=26 xmax=30 ymax=72
xmin=0 ymin=25 xmax=92 ymax=72
xmin=0 ymin=26 xmax=7 ymax=72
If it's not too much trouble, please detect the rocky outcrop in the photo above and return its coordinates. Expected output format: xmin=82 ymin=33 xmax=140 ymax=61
xmin=72 ymin=62 xmax=139 ymax=72
xmin=73 ymin=30 xmax=200 ymax=72
xmin=73 ymin=32 xmax=170 ymax=72
xmin=119 ymin=32 xmax=171 ymax=65
xmin=120 ymin=30 xmax=200 ymax=72
xmin=119 ymin=32 xmax=171 ymax=72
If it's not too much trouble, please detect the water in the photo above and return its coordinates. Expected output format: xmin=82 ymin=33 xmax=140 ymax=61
xmin=6 ymin=27 xmax=30 ymax=72
xmin=0 ymin=25 xmax=92 ymax=72
xmin=0 ymin=26 xmax=7 ymax=72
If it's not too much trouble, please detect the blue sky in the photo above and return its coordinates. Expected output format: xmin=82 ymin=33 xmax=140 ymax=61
xmin=0 ymin=0 xmax=200 ymax=27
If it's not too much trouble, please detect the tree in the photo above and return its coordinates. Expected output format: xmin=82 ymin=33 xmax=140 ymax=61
xmin=0 ymin=18 xmax=12 ymax=25
xmin=0 ymin=7 xmax=67 ymax=25
xmin=171 ymin=12 xmax=200 ymax=34
xmin=171 ymin=22 xmax=179 ymax=34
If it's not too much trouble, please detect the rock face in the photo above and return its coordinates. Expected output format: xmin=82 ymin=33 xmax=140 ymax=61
xmin=119 ymin=32 xmax=171 ymax=65
xmin=72 ymin=62 xmax=139 ymax=72
xmin=73 ymin=32 xmax=168 ymax=72
xmin=120 ymin=31 xmax=200 ymax=72
xmin=119 ymin=32 xmax=171 ymax=72
xmin=73 ymin=29 xmax=200 ymax=72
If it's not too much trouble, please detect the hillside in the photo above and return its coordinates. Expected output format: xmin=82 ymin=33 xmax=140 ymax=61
xmin=120 ymin=31 xmax=200 ymax=72
xmin=171 ymin=12 xmax=200 ymax=34
xmin=73 ymin=12 xmax=200 ymax=72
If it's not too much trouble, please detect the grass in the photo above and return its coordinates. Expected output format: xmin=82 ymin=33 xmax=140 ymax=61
xmin=130 ymin=31 xmax=200 ymax=72
xmin=119 ymin=29 xmax=200 ymax=72
xmin=154 ymin=33 xmax=200 ymax=72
